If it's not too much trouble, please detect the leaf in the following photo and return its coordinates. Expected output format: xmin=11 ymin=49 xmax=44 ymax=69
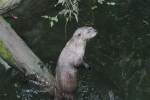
xmin=73 ymin=13 xmax=78 ymax=22
xmin=97 ymin=0 xmax=105 ymax=4
xmin=91 ymin=5 xmax=98 ymax=10
xmin=41 ymin=15 xmax=49 ymax=19
xmin=58 ymin=9 xmax=67 ymax=15
xmin=50 ymin=21 xmax=54 ymax=28
xmin=52 ymin=16 xmax=58 ymax=22
xmin=106 ymin=2 xmax=116 ymax=6
xmin=57 ymin=0 xmax=66 ymax=5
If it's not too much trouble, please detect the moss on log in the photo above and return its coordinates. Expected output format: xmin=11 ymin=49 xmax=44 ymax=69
xmin=0 ymin=40 xmax=15 ymax=64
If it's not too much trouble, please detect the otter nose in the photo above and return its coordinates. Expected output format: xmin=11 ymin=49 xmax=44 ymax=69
xmin=88 ymin=27 xmax=97 ymax=33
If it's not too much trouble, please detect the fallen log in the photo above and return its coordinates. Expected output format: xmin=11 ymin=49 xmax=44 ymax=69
xmin=0 ymin=16 xmax=55 ymax=95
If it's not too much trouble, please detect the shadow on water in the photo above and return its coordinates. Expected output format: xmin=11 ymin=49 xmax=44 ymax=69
xmin=0 ymin=0 xmax=150 ymax=100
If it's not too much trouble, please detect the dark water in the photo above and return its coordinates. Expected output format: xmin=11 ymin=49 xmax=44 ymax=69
xmin=0 ymin=0 xmax=150 ymax=100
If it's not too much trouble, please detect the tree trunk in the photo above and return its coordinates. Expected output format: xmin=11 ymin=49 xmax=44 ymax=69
xmin=0 ymin=16 xmax=55 ymax=95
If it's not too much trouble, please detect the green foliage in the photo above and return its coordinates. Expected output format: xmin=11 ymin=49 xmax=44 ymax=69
xmin=43 ymin=0 xmax=79 ymax=28
xmin=42 ymin=16 xmax=58 ymax=28
xmin=97 ymin=0 xmax=105 ymax=4
xmin=57 ymin=0 xmax=79 ymax=22
xmin=43 ymin=0 xmax=118 ymax=28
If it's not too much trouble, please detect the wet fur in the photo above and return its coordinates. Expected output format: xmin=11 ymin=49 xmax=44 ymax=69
xmin=55 ymin=26 xmax=97 ymax=100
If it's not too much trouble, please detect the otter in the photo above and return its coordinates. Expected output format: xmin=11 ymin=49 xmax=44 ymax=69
xmin=55 ymin=26 xmax=97 ymax=100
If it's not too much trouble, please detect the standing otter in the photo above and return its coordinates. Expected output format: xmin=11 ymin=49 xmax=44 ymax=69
xmin=55 ymin=26 xmax=97 ymax=100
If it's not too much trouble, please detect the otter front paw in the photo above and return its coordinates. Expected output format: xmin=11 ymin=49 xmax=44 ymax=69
xmin=83 ymin=61 xmax=91 ymax=70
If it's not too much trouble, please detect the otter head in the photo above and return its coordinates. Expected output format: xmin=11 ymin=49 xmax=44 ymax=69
xmin=73 ymin=26 xmax=97 ymax=41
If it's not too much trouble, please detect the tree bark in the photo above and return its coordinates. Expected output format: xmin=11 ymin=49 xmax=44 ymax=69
xmin=0 ymin=16 xmax=55 ymax=95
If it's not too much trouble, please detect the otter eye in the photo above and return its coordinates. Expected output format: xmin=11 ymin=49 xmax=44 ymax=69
xmin=77 ymin=33 xmax=81 ymax=37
